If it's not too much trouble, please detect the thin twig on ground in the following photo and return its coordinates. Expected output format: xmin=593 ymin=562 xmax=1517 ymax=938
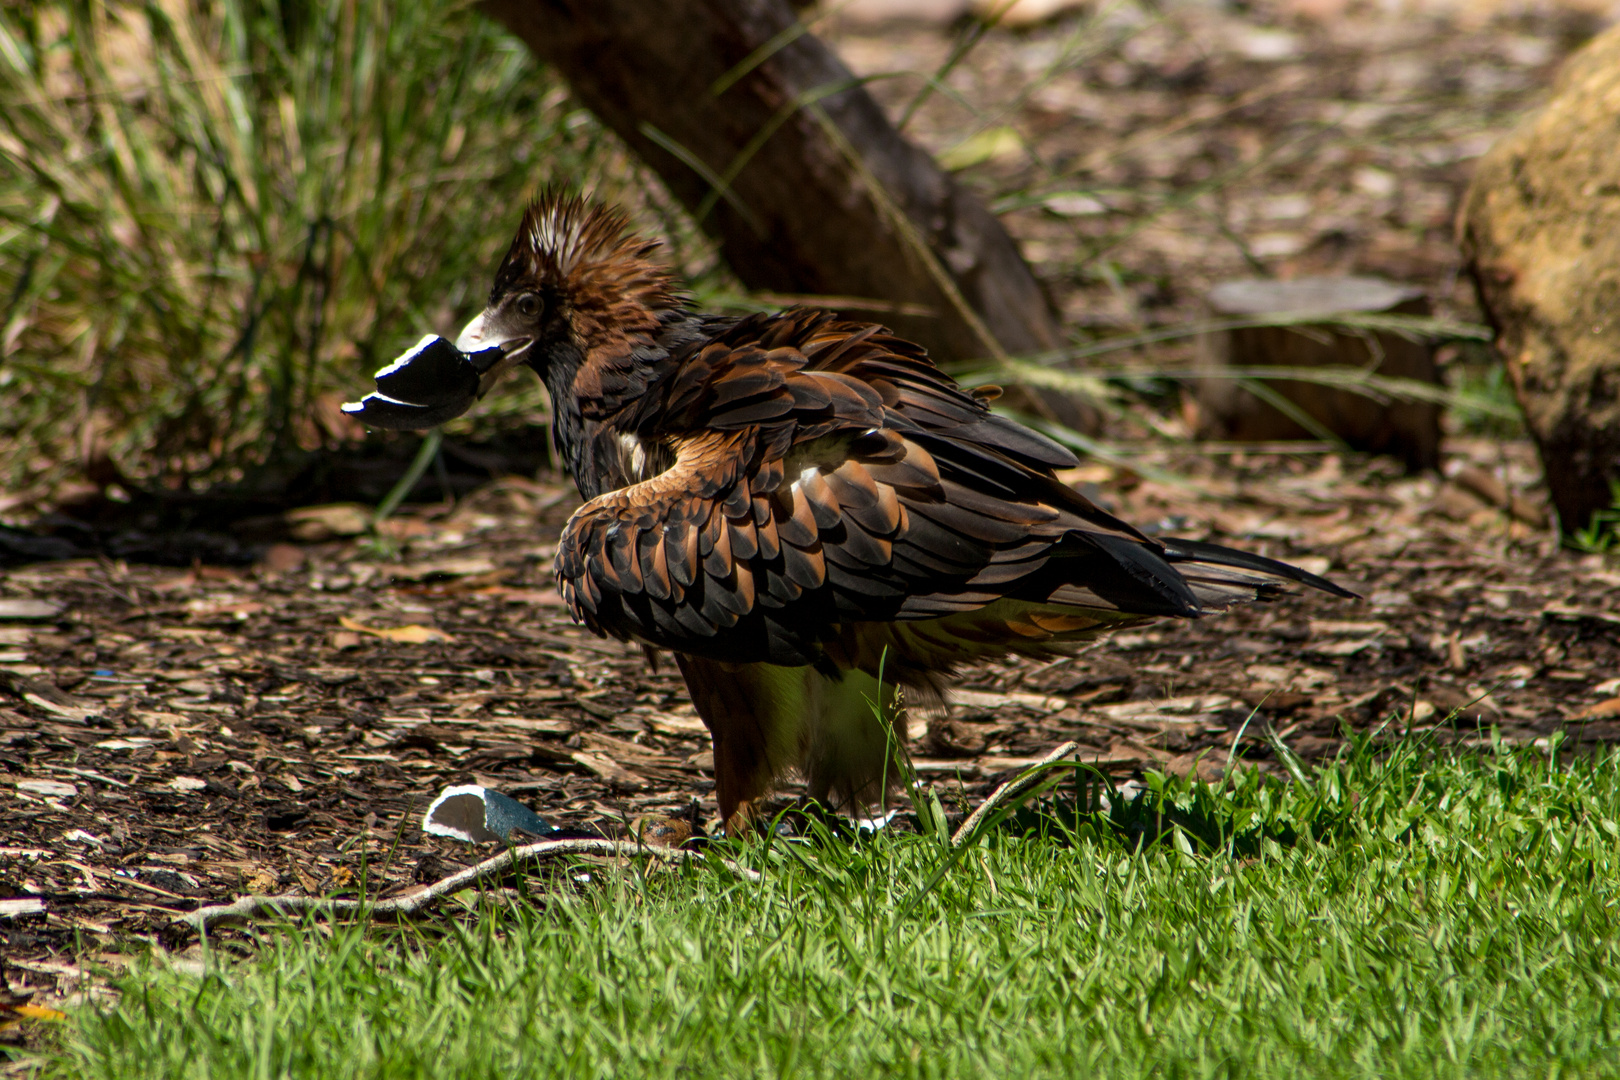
xmin=951 ymin=741 xmax=1080 ymax=847
xmin=179 ymin=838 xmax=757 ymax=934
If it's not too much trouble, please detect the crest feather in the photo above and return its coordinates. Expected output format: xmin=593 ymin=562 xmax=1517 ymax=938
xmin=490 ymin=188 xmax=680 ymax=329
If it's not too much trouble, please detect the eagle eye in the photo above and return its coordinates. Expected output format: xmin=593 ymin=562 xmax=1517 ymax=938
xmin=515 ymin=293 xmax=542 ymax=318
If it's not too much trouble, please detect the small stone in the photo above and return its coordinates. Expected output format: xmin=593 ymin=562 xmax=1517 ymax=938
xmin=1195 ymin=276 xmax=1442 ymax=468
xmin=1248 ymin=232 xmax=1308 ymax=258
xmin=1260 ymin=194 xmax=1313 ymax=221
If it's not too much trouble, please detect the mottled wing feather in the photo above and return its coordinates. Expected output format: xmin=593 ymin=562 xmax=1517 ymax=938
xmin=555 ymin=310 xmax=1225 ymax=669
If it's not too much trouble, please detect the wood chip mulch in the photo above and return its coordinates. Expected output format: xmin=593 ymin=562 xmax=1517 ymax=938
xmin=4 ymin=436 xmax=1618 ymax=1017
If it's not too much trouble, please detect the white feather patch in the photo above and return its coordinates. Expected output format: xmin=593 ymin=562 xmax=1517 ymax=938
xmin=619 ymin=433 xmax=649 ymax=478
xmin=790 ymin=465 xmax=821 ymax=492
xmin=372 ymin=334 xmax=442 ymax=379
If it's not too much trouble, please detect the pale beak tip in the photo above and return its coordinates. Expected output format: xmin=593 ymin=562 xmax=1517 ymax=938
xmin=453 ymin=312 xmax=487 ymax=354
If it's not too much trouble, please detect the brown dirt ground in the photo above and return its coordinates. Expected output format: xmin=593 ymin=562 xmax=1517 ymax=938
xmin=6 ymin=0 xmax=1620 ymax=1038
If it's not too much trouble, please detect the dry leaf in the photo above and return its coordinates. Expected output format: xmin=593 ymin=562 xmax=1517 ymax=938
xmin=338 ymin=616 xmax=453 ymax=644
xmin=291 ymin=864 xmax=321 ymax=896
xmin=186 ymin=599 xmax=264 ymax=619
xmin=0 ymin=598 xmax=64 ymax=621
xmin=7 ymin=1004 xmax=67 ymax=1022
xmin=329 ymin=630 xmax=362 ymax=650
xmin=0 ymin=898 xmax=46 ymax=917
xmin=1573 ymin=697 xmax=1620 ymax=721
xmin=392 ymin=557 xmax=498 ymax=581
xmin=939 ymin=126 xmax=1023 ymax=170
xmin=15 ymin=779 xmax=76 ymax=798
xmin=244 ymin=867 xmax=279 ymax=893
xmin=570 ymin=751 xmax=648 ymax=791
xmin=646 ymin=711 xmax=709 ymax=736
xmin=953 ymin=689 xmax=1069 ymax=713
xmin=21 ymin=692 xmax=97 ymax=723
xmin=257 ymin=543 xmax=307 ymax=573
xmin=491 ymin=586 xmax=569 ymax=607
xmin=285 ymin=503 xmax=372 ymax=540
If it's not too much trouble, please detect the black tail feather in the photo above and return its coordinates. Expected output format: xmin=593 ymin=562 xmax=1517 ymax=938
xmin=1158 ymin=537 xmax=1360 ymax=599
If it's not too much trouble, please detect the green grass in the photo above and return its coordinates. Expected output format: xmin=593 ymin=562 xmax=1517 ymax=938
xmin=34 ymin=734 xmax=1620 ymax=1079
xmin=1567 ymin=479 xmax=1620 ymax=554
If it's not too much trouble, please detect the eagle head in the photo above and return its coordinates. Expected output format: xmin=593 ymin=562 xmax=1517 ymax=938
xmin=454 ymin=189 xmax=683 ymax=408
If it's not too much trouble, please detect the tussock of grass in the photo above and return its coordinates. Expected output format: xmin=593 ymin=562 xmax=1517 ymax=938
xmin=42 ymin=736 xmax=1620 ymax=1079
xmin=0 ymin=0 xmax=620 ymax=492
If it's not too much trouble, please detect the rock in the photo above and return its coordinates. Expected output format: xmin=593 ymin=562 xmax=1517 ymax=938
xmin=1193 ymin=276 xmax=1443 ymax=470
xmin=1460 ymin=25 xmax=1620 ymax=534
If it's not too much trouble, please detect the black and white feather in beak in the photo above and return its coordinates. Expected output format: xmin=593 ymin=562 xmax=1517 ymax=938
xmin=340 ymin=335 xmax=506 ymax=431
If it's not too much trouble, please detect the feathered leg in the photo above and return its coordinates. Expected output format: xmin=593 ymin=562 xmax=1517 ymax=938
xmin=675 ymin=654 xmax=912 ymax=831
xmin=800 ymin=668 xmax=908 ymax=815
xmin=674 ymin=655 xmax=790 ymax=832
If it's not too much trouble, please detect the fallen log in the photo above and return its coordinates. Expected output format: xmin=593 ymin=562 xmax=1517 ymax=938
xmin=1192 ymin=276 xmax=1442 ymax=470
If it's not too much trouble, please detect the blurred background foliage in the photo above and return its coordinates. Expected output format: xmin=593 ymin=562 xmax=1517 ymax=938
xmin=0 ymin=0 xmax=704 ymax=497
xmin=0 ymin=0 xmax=1532 ymax=514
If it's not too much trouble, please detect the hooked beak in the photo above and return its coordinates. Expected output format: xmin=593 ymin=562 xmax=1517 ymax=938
xmin=456 ymin=311 xmax=533 ymax=397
